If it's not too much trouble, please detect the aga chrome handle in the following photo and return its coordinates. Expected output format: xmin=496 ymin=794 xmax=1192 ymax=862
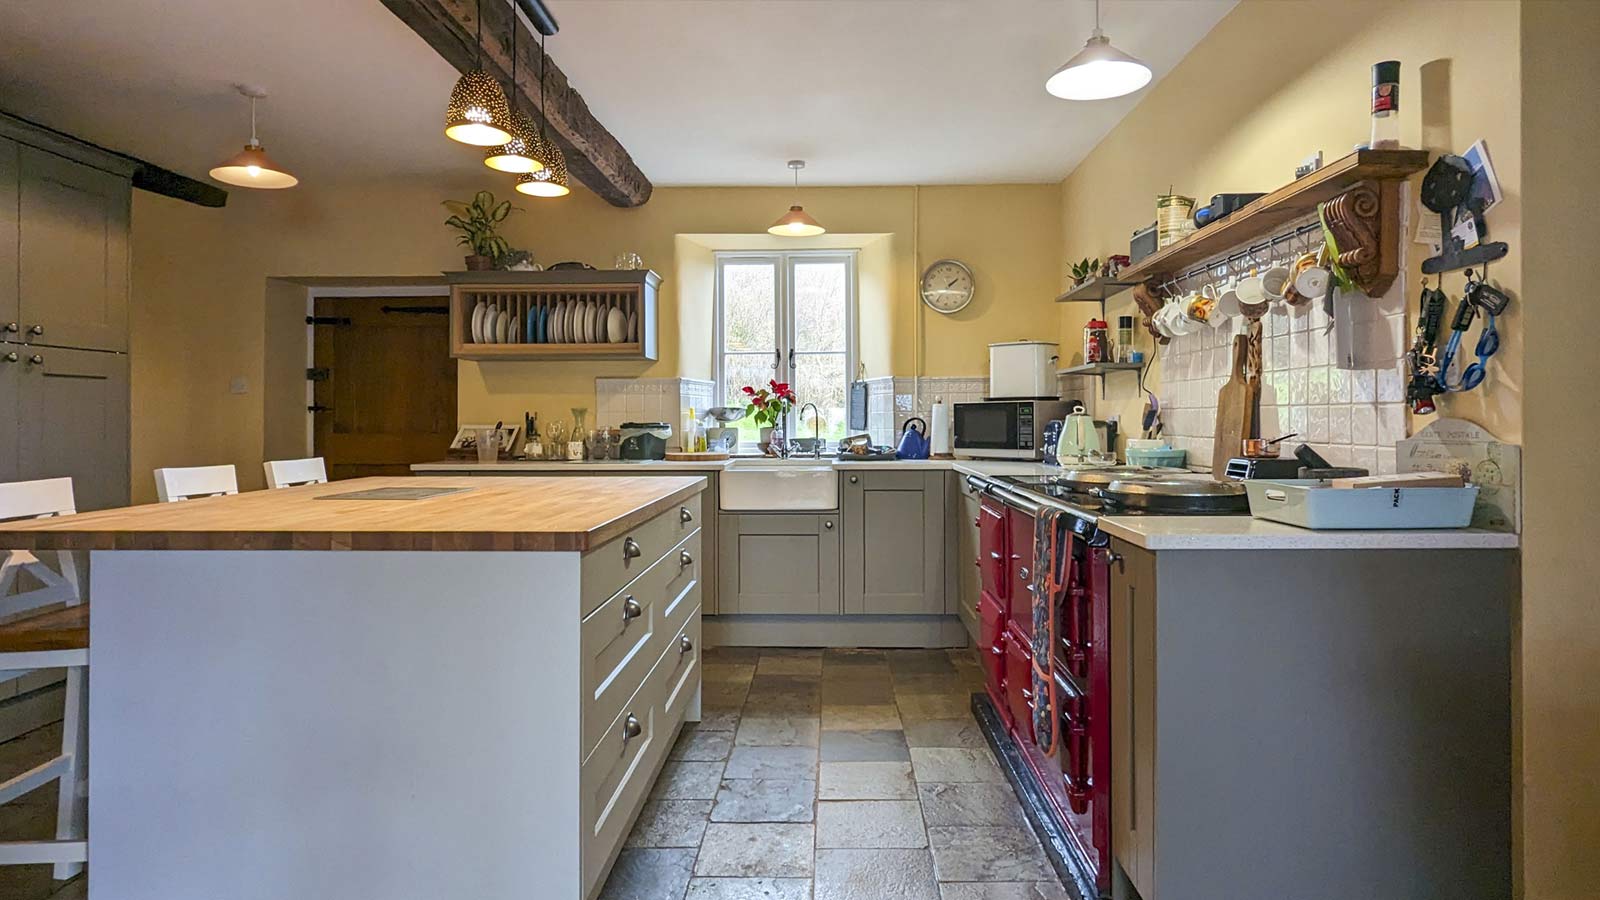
xmin=1019 ymin=566 xmax=1031 ymax=581
xmin=27 ymin=324 xmax=43 ymax=336
xmin=622 ymin=714 xmax=642 ymax=743
xmin=680 ymin=506 xmax=694 ymax=524
xmin=622 ymin=537 xmax=642 ymax=560
xmin=1 ymin=351 xmax=17 ymax=363
xmin=680 ymin=549 xmax=694 ymax=567
xmin=1100 ymin=549 xmax=1125 ymax=573
xmin=679 ymin=634 xmax=694 ymax=654
xmin=622 ymin=596 xmax=643 ymax=622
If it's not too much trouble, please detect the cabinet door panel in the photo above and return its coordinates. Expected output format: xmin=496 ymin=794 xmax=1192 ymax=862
xmin=1110 ymin=539 xmax=1158 ymax=900
xmin=843 ymin=472 xmax=946 ymax=615
xmin=18 ymin=147 xmax=129 ymax=351
xmin=17 ymin=346 xmax=129 ymax=510
xmin=718 ymin=514 xmax=840 ymax=614
xmin=957 ymin=489 xmax=981 ymax=637
xmin=0 ymin=342 xmax=19 ymax=482
xmin=0 ymin=138 xmax=18 ymax=328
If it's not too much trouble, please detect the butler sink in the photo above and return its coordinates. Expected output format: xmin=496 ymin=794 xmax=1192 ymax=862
xmin=719 ymin=460 xmax=839 ymax=511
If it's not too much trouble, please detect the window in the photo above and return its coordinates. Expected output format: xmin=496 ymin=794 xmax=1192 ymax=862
xmin=715 ymin=251 xmax=856 ymax=446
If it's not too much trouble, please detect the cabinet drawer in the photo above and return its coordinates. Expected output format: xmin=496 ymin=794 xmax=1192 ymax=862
xmin=581 ymin=492 xmax=703 ymax=618
xmin=581 ymin=661 xmax=667 ymax=895
xmin=582 ymin=529 xmax=699 ymax=758
xmin=660 ymin=612 xmax=702 ymax=727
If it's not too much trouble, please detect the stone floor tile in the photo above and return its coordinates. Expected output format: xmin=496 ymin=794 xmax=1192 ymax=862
xmin=937 ymin=882 xmax=1069 ymax=900
xmin=813 ymin=848 xmax=940 ymax=900
xmin=816 ymin=800 xmax=927 ymax=849
xmin=706 ymin=647 xmax=764 ymax=663
xmin=758 ymin=655 xmax=824 ymax=676
xmin=890 ymin=673 xmax=969 ymax=694
xmin=903 ymin=718 xmax=986 ymax=749
xmin=910 ymin=748 xmax=1004 ymax=784
xmin=600 ymin=847 xmax=697 ymax=900
xmin=817 ymin=761 xmax=917 ymax=800
xmin=650 ymin=760 xmax=727 ymax=800
xmin=711 ymin=778 xmax=816 ymax=823
xmin=917 ymin=783 xmax=1028 ymax=827
xmin=697 ymin=709 xmax=742 ymax=732
xmin=626 ymin=800 xmax=713 ymax=848
xmin=694 ymin=823 xmax=815 ymax=878
xmin=724 ymin=745 xmax=819 ymax=780
xmin=671 ymin=727 xmax=735 ymax=762
xmin=685 ymin=878 xmax=814 ymax=900
xmin=735 ymin=716 xmax=821 ymax=748
xmin=821 ymin=704 xmax=902 ymax=731
xmin=819 ymin=729 xmax=911 ymax=762
xmin=821 ymin=680 xmax=898 ymax=706
xmin=927 ymin=826 xmax=1055 ymax=882
xmin=822 ymin=648 xmax=886 ymax=664
xmin=744 ymin=690 xmax=822 ymax=715
xmin=896 ymin=693 xmax=974 ymax=719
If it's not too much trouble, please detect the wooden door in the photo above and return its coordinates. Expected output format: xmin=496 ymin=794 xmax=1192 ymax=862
xmin=15 ymin=345 xmax=129 ymax=511
xmin=312 ymin=296 xmax=456 ymax=480
xmin=17 ymin=146 xmax=129 ymax=351
xmin=718 ymin=513 xmax=840 ymax=614
xmin=842 ymin=471 xmax=946 ymax=615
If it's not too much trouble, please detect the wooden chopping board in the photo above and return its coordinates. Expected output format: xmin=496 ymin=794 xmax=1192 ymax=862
xmin=665 ymin=450 xmax=730 ymax=462
xmin=1211 ymin=334 xmax=1259 ymax=476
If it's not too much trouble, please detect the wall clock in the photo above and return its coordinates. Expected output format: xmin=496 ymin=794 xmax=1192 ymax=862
xmin=920 ymin=258 xmax=975 ymax=314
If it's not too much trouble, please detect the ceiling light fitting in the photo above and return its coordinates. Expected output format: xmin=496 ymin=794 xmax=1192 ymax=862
xmin=516 ymin=29 xmax=569 ymax=197
xmin=208 ymin=85 xmax=298 ymax=189
xmin=446 ymin=0 xmax=514 ymax=145
xmin=484 ymin=12 xmax=545 ymax=174
xmin=1045 ymin=0 xmax=1153 ymax=101
xmin=768 ymin=160 xmax=825 ymax=237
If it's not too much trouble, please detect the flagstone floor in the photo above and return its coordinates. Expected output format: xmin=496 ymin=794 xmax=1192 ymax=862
xmin=598 ymin=646 xmax=1069 ymax=900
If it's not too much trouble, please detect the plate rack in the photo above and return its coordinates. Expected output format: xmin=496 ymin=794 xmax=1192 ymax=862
xmin=447 ymin=269 xmax=660 ymax=361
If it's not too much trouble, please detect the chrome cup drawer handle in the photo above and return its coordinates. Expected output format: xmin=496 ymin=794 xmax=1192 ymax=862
xmin=680 ymin=549 xmax=694 ymax=567
xmin=680 ymin=506 xmax=694 ymax=524
xmin=623 ymin=537 xmax=642 ymax=560
xmin=680 ymin=634 xmax=694 ymax=655
xmin=622 ymin=714 xmax=642 ymax=743
xmin=622 ymin=596 xmax=643 ymax=621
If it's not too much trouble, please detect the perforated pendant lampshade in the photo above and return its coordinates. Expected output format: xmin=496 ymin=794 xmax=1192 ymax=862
xmin=445 ymin=69 xmax=514 ymax=146
xmin=516 ymin=138 xmax=569 ymax=197
xmin=484 ymin=108 xmax=546 ymax=174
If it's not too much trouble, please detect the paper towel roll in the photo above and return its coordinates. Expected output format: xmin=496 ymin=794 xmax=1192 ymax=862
xmin=930 ymin=398 xmax=953 ymax=456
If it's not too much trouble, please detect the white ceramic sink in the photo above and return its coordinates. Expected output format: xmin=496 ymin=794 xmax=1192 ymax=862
xmin=719 ymin=460 xmax=839 ymax=511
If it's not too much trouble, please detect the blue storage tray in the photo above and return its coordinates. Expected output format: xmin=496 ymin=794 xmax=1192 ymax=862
xmin=1245 ymin=479 xmax=1479 ymax=530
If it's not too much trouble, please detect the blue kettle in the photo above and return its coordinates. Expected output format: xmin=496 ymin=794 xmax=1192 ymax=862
xmin=896 ymin=417 xmax=931 ymax=460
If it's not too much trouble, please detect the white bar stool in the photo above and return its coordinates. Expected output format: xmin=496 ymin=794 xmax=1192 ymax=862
xmin=263 ymin=457 xmax=328 ymax=489
xmin=153 ymin=464 xmax=239 ymax=502
xmin=0 ymin=477 xmax=88 ymax=878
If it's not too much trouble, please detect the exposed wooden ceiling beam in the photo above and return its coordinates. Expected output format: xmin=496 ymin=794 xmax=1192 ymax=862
xmin=380 ymin=0 xmax=653 ymax=208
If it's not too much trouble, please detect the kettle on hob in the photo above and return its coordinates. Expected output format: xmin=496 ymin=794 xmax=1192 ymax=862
xmin=896 ymin=417 xmax=931 ymax=460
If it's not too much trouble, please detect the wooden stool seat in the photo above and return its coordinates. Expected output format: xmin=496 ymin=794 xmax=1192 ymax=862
xmin=0 ymin=604 xmax=89 ymax=654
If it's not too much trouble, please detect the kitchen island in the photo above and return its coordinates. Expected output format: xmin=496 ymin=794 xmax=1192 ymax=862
xmin=0 ymin=476 xmax=707 ymax=900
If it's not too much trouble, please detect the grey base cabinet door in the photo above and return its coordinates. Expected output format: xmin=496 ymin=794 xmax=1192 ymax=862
xmin=0 ymin=342 xmax=19 ymax=483
xmin=841 ymin=471 xmax=946 ymax=615
xmin=718 ymin=513 xmax=840 ymax=614
xmin=15 ymin=345 xmax=130 ymax=510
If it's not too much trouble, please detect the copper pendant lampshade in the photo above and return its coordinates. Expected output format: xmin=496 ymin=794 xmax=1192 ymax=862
xmin=208 ymin=86 xmax=298 ymax=189
xmin=768 ymin=160 xmax=825 ymax=236
xmin=516 ymin=138 xmax=569 ymax=197
xmin=484 ymin=107 xmax=546 ymax=174
xmin=445 ymin=69 xmax=514 ymax=146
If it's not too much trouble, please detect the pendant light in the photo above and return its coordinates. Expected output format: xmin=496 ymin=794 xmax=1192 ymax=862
xmin=208 ymin=85 xmax=298 ymax=189
xmin=483 ymin=14 xmax=545 ymax=174
xmin=1044 ymin=0 xmax=1152 ymax=101
xmin=445 ymin=0 xmax=514 ymax=145
xmin=768 ymin=160 xmax=825 ymax=237
xmin=516 ymin=30 xmax=570 ymax=197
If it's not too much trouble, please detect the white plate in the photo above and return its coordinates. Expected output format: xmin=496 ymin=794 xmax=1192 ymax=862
xmin=607 ymin=307 xmax=626 ymax=343
xmin=552 ymin=301 xmax=566 ymax=342
xmin=628 ymin=309 xmax=639 ymax=342
xmin=481 ymin=308 xmax=495 ymax=344
xmin=582 ymin=300 xmax=595 ymax=343
xmin=470 ymin=300 xmax=486 ymax=343
xmin=509 ymin=312 xmax=521 ymax=344
xmin=587 ymin=302 xmax=601 ymax=343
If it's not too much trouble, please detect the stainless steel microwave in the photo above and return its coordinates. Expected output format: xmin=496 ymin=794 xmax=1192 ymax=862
xmin=953 ymin=399 xmax=1068 ymax=460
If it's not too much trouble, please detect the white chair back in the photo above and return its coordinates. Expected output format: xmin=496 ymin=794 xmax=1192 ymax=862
xmin=0 ymin=478 xmax=83 ymax=640
xmin=0 ymin=477 xmax=77 ymax=523
xmin=263 ymin=457 xmax=328 ymax=489
xmin=154 ymin=465 xmax=240 ymax=502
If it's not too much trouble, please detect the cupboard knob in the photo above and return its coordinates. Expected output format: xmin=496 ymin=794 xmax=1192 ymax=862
xmin=1 ymin=351 xmax=16 ymax=363
xmin=680 ymin=635 xmax=693 ymax=654
xmin=680 ymin=506 xmax=694 ymax=524
xmin=823 ymin=520 xmax=834 ymax=530
xmin=679 ymin=550 xmax=694 ymax=567
xmin=622 ymin=714 xmax=642 ymax=742
xmin=848 ymin=475 xmax=858 ymax=484
xmin=27 ymin=324 xmax=43 ymax=336
xmin=622 ymin=596 xmax=643 ymax=621
xmin=2 ymin=322 xmax=16 ymax=333
xmin=27 ymin=354 xmax=43 ymax=365
xmin=623 ymin=537 xmax=642 ymax=560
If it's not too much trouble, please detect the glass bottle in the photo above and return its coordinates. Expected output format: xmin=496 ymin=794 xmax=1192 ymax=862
xmin=569 ymin=408 xmax=588 ymax=460
xmin=1370 ymin=60 xmax=1401 ymax=150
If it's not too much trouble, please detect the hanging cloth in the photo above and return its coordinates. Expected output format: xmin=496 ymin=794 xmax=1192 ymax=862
xmin=1030 ymin=506 xmax=1068 ymax=755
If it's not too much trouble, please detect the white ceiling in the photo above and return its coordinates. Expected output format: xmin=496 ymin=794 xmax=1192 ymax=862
xmin=0 ymin=0 xmax=1235 ymax=190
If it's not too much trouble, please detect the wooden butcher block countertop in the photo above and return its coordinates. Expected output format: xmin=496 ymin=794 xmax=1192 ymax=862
xmin=0 ymin=476 xmax=707 ymax=552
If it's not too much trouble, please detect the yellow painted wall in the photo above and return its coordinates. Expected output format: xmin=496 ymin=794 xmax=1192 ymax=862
xmin=1518 ymin=2 xmax=1600 ymax=897
xmin=1057 ymin=0 xmax=1523 ymax=445
xmin=129 ymin=180 xmax=1060 ymax=500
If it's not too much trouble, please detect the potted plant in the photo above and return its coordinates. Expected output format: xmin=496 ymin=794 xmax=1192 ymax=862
xmin=443 ymin=191 xmax=515 ymax=271
xmin=741 ymin=380 xmax=797 ymax=455
xmin=1070 ymin=257 xmax=1102 ymax=287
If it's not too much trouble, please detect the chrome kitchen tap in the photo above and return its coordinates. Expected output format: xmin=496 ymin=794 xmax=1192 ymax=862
xmin=797 ymin=402 xmax=824 ymax=459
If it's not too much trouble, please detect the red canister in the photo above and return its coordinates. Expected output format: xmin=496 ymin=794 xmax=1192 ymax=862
xmin=1084 ymin=318 xmax=1109 ymax=364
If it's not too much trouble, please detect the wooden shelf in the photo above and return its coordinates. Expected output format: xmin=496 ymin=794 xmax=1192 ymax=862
xmin=1057 ymin=362 xmax=1143 ymax=377
xmin=448 ymin=269 xmax=660 ymax=361
xmin=1115 ymin=149 xmax=1429 ymax=286
xmin=1055 ymin=277 xmax=1138 ymax=304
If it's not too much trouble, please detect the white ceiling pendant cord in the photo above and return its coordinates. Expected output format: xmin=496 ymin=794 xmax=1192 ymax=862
xmin=768 ymin=160 xmax=826 ymax=237
xmin=208 ymin=85 xmax=299 ymax=189
xmin=1044 ymin=0 xmax=1152 ymax=101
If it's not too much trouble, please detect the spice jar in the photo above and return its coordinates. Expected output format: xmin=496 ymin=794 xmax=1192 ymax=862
xmin=1084 ymin=318 xmax=1110 ymax=364
xmin=1117 ymin=316 xmax=1135 ymax=362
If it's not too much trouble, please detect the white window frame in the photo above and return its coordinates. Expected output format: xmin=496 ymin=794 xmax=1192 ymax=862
xmin=713 ymin=250 xmax=858 ymax=436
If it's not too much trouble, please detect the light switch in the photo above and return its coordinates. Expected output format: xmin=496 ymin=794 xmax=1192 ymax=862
xmin=229 ymin=377 xmax=249 ymax=395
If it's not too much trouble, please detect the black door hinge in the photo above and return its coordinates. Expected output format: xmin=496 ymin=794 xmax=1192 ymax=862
xmin=306 ymin=315 xmax=352 ymax=326
xmin=306 ymin=367 xmax=330 ymax=382
xmin=381 ymin=305 xmax=450 ymax=315
xmin=307 ymin=404 xmax=332 ymax=413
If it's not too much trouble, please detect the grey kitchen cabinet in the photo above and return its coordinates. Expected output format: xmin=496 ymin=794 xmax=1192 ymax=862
xmin=840 ymin=470 xmax=946 ymax=615
xmin=0 ymin=138 xmax=17 ymax=335
xmin=15 ymin=144 xmax=131 ymax=352
xmin=718 ymin=513 xmax=840 ymax=614
xmin=0 ymin=343 xmax=19 ymax=484
xmin=12 ymin=345 xmax=130 ymax=510
xmin=954 ymin=474 xmax=982 ymax=640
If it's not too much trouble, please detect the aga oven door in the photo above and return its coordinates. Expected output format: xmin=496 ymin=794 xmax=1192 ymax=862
xmin=954 ymin=402 xmax=1023 ymax=454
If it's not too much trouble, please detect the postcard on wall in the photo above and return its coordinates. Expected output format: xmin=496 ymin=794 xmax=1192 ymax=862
xmin=1397 ymin=417 xmax=1520 ymax=532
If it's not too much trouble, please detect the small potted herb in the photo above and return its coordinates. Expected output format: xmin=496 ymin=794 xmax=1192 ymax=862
xmin=444 ymin=190 xmax=515 ymax=271
xmin=1070 ymin=257 xmax=1102 ymax=288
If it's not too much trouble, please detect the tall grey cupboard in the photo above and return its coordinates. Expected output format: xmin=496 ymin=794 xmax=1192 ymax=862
xmin=0 ymin=117 xmax=135 ymax=512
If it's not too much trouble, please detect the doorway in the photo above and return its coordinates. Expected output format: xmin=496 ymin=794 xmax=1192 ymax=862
xmin=310 ymin=296 xmax=457 ymax=479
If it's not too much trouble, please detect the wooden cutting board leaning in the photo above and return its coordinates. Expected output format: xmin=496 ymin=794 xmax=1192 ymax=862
xmin=1211 ymin=333 xmax=1260 ymax=477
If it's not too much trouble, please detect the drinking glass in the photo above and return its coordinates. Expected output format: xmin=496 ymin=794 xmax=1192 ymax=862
xmin=476 ymin=427 xmax=500 ymax=464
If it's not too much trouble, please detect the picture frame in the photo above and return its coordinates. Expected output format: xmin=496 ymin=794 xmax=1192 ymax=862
xmin=449 ymin=424 xmax=522 ymax=453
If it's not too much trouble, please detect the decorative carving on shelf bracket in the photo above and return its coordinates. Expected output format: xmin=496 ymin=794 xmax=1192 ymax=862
xmin=1322 ymin=181 xmax=1402 ymax=297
